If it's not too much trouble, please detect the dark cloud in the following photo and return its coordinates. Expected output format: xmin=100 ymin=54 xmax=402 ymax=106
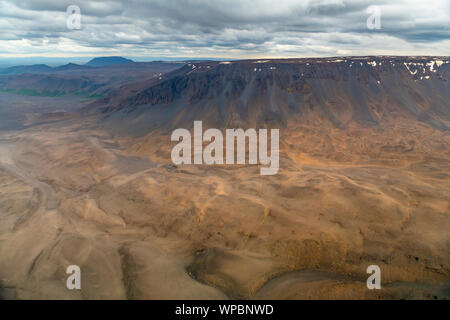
xmin=0 ymin=0 xmax=448 ymax=58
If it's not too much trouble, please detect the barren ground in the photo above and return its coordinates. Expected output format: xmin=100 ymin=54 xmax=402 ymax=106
xmin=0 ymin=92 xmax=449 ymax=299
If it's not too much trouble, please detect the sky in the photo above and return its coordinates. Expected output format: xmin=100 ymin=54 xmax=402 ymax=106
xmin=0 ymin=0 xmax=449 ymax=62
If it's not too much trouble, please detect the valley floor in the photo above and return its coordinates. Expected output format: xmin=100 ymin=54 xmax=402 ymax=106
xmin=0 ymin=117 xmax=448 ymax=299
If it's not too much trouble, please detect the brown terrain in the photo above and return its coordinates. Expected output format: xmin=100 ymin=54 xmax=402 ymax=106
xmin=0 ymin=56 xmax=449 ymax=299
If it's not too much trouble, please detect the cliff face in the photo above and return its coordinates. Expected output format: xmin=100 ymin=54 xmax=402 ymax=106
xmin=100 ymin=57 xmax=450 ymax=134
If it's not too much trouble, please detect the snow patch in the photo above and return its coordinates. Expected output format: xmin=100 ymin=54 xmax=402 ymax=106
xmin=435 ymin=60 xmax=444 ymax=67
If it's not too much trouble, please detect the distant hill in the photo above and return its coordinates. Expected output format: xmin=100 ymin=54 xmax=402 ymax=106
xmin=53 ymin=63 xmax=92 ymax=71
xmin=0 ymin=64 xmax=52 ymax=75
xmin=0 ymin=61 xmax=182 ymax=99
xmin=85 ymin=56 xmax=134 ymax=67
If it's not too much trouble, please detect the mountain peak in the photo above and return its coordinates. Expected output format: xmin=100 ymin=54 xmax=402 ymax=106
xmin=85 ymin=56 xmax=134 ymax=67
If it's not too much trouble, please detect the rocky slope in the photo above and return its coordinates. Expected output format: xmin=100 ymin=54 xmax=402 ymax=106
xmin=97 ymin=56 xmax=450 ymax=135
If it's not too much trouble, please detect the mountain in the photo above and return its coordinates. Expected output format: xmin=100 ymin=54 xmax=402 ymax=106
xmin=0 ymin=57 xmax=133 ymax=75
xmin=0 ymin=63 xmax=91 ymax=75
xmin=0 ymin=64 xmax=52 ymax=75
xmin=53 ymin=63 xmax=92 ymax=72
xmin=0 ymin=62 xmax=183 ymax=98
xmin=85 ymin=56 xmax=134 ymax=67
xmin=96 ymin=56 xmax=450 ymax=136
xmin=0 ymin=56 xmax=449 ymax=300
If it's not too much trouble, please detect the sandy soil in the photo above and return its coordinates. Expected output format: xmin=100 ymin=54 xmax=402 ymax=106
xmin=0 ymin=113 xmax=448 ymax=299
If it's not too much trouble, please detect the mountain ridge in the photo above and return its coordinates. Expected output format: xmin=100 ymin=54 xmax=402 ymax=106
xmin=95 ymin=56 xmax=450 ymax=136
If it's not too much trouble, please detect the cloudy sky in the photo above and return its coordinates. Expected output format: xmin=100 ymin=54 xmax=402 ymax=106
xmin=0 ymin=0 xmax=449 ymax=60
